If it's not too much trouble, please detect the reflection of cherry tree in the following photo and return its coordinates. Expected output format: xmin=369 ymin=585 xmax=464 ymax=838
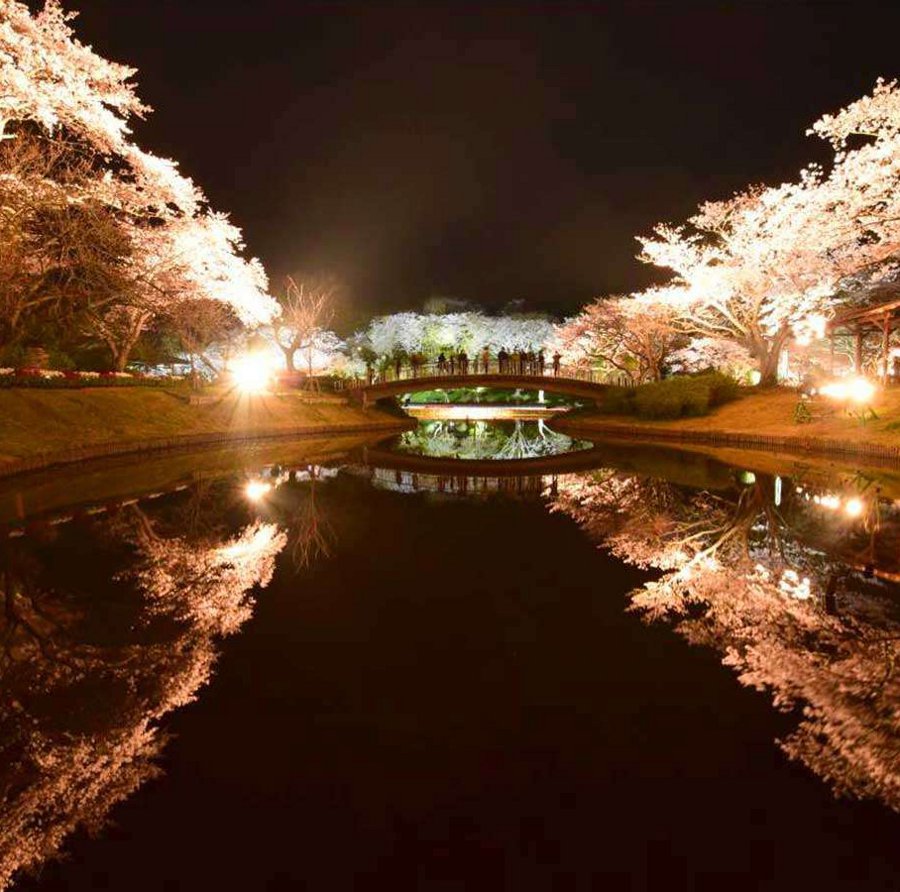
xmin=0 ymin=512 xmax=286 ymax=889
xmin=551 ymin=470 xmax=900 ymax=811
xmin=398 ymin=420 xmax=588 ymax=461
xmin=494 ymin=420 xmax=583 ymax=460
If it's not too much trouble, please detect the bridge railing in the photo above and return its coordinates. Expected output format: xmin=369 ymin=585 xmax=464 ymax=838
xmin=335 ymin=360 xmax=629 ymax=390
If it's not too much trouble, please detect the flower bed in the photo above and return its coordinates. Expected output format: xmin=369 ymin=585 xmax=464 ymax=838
xmin=0 ymin=368 xmax=181 ymax=388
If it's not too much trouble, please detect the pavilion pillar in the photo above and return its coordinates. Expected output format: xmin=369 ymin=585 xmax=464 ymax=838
xmin=854 ymin=327 xmax=864 ymax=374
xmin=882 ymin=313 xmax=891 ymax=386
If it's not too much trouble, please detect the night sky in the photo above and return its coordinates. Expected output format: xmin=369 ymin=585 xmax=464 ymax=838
xmin=72 ymin=1 xmax=900 ymax=320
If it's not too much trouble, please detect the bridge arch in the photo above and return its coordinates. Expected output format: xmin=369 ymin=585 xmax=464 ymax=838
xmin=345 ymin=372 xmax=612 ymax=407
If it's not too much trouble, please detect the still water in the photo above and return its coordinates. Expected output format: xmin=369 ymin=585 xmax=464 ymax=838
xmin=1 ymin=422 xmax=898 ymax=891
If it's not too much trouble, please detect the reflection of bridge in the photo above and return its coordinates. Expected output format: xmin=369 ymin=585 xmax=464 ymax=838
xmin=340 ymin=361 xmax=617 ymax=407
xmin=355 ymin=444 xmax=620 ymax=478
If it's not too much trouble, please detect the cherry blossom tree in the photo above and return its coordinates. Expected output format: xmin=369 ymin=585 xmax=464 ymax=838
xmin=636 ymin=80 xmax=900 ymax=384
xmin=0 ymin=0 xmax=277 ymax=364
xmin=553 ymin=296 xmax=681 ymax=382
xmin=271 ymin=274 xmax=338 ymax=372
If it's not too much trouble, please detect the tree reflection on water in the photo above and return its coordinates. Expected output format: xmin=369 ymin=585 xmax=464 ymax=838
xmin=0 ymin=477 xmax=313 ymax=889
xmin=1 ymin=450 xmax=899 ymax=889
xmin=397 ymin=419 xmax=591 ymax=461
xmin=549 ymin=467 xmax=900 ymax=812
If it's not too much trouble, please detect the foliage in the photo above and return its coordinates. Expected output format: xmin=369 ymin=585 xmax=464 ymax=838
xmin=601 ymin=372 xmax=741 ymax=420
xmin=0 ymin=368 xmax=173 ymax=388
xmin=668 ymin=337 xmax=756 ymax=382
xmin=361 ymin=310 xmax=554 ymax=360
xmin=633 ymin=79 xmax=900 ymax=384
xmin=0 ymin=0 xmax=276 ymax=371
xmin=552 ymin=297 xmax=681 ymax=383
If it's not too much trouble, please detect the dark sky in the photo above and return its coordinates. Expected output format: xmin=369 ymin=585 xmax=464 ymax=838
xmin=71 ymin=0 xmax=900 ymax=319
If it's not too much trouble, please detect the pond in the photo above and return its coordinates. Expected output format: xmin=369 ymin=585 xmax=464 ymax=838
xmin=1 ymin=423 xmax=898 ymax=890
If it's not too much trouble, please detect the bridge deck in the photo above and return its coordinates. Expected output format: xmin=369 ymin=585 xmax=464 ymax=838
xmin=342 ymin=364 xmax=615 ymax=406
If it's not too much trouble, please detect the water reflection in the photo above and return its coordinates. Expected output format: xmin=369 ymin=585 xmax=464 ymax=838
xmin=0 ymin=469 xmax=346 ymax=889
xmin=549 ymin=468 xmax=900 ymax=811
xmin=0 ymin=442 xmax=899 ymax=888
xmin=396 ymin=419 xmax=591 ymax=460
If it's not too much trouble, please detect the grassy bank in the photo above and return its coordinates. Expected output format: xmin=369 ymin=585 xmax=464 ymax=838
xmin=556 ymin=387 xmax=900 ymax=462
xmin=0 ymin=387 xmax=410 ymax=474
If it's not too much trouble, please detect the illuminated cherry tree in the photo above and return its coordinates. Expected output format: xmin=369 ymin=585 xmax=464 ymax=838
xmin=552 ymin=297 xmax=681 ymax=382
xmin=0 ymin=0 xmax=276 ymax=362
xmin=635 ymin=79 xmax=900 ymax=384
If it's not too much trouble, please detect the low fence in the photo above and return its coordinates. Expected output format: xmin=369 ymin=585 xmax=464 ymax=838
xmin=334 ymin=361 xmax=627 ymax=390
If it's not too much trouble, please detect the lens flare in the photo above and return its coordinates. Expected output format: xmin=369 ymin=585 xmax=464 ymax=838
xmin=819 ymin=377 xmax=876 ymax=404
xmin=244 ymin=480 xmax=272 ymax=502
xmin=230 ymin=352 xmax=276 ymax=394
xmin=844 ymin=497 xmax=864 ymax=518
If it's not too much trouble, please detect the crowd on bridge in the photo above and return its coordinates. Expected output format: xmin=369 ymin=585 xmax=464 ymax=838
xmin=371 ymin=348 xmax=564 ymax=383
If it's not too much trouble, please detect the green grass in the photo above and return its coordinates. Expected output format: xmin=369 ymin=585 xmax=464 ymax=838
xmin=0 ymin=387 xmax=405 ymax=465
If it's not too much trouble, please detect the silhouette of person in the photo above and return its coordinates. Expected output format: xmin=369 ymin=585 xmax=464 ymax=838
xmin=481 ymin=346 xmax=491 ymax=374
xmin=552 ymin=351 xmax=561 ymax=376
xmin=459 ymin=351 xmax=469 ymax=374
xmin=437 ymin=352 xmax=447 ymax=374
xmin=498 ymin=349 xmax=508 ymax=373
xmin=538 ymin=350 xmax=546 ymax=375
xmin=394 ymin=356 xmax=402 ymax=379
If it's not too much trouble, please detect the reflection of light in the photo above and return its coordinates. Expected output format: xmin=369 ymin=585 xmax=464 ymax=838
xmin=819 ymin=377 xmax=876 ymax=404
xmin=844 ymin=497 xmax=864 ymax=518
xmin=245 ymin=480 xmax=272 ymax=502
xmin=779 ymin=569 xmax=812 ymax=600
xmin=230 ymin=352 xmax=276 ymax=394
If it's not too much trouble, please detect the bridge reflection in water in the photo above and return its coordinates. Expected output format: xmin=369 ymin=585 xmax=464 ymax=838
xmin=364 ymin=465 xmax=558 ymax=500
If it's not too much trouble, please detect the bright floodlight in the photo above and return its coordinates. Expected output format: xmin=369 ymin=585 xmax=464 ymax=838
xmin=844 ymin=497 xmax=864 ymax=518
xmin=244 ymin=480 xmax=272 ymax=502
xmin=231 ymin=352 xmax=275 ymax=394
xmin=819 ymin=376 xmax=876 ymax=404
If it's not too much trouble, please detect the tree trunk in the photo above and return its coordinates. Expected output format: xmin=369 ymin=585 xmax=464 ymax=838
xmin=754 ymin=327 xmax=790 ymax=386
xmin=281 ymin=345 xmax=295 ymax=372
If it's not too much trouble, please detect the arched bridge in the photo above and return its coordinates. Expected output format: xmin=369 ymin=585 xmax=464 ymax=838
xmin=341 ymin=361 xmax=618 ymax=407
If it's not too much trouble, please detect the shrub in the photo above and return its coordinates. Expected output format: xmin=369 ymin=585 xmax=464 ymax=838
xmin=702 ymin=370 xmax=741 ymax=406
xmin=603 ymin=372 xmax=740 ymax=420
xmin=600 ymin=385 xmax=636 ymax=415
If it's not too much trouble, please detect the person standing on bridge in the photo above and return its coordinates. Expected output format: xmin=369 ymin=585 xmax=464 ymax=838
xmin=394 ymin=355 xmax=402 ymax=380
xmin=458 ymin=350 xmax=468 ymax=375
xmin=481 ymin=346 xmax=491 ymax=374
xmin=437 ymin=352 xmax=447 ymax=374
xmin=552 ymin=351 xmax=561 ymax=376
xmin=538 ymin=350 xmax=546 ymax=375
xmin=448 ymin=352 xmax=456 ymax=375
xmin=498 ymin=348 xmax=508 ymax=373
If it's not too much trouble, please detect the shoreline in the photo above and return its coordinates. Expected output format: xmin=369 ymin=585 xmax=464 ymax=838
xmin=0 ymin=387 xmax=412 ymax=480
xmin=554 ymin=416 xmax=900 ymax=466
xmin=0 ymin=419 xmax=413 ymax=480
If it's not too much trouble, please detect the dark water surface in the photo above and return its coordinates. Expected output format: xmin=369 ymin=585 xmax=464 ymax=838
xmin=1 ymin=427 xmax=899 ymax=891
